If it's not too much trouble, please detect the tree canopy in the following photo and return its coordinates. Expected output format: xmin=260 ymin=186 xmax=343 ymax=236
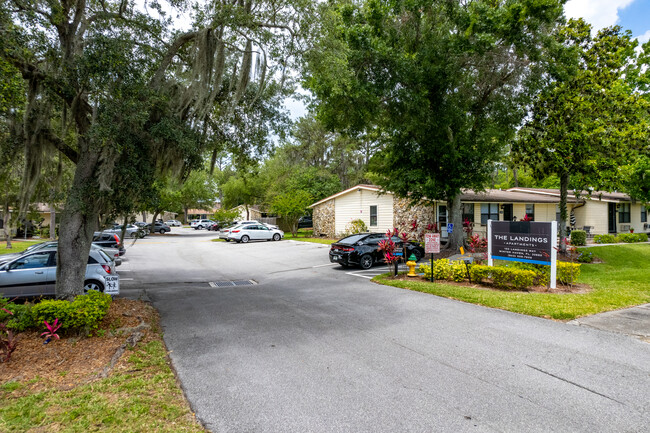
xmin=304 ymin=0 xmax=565 ymax=248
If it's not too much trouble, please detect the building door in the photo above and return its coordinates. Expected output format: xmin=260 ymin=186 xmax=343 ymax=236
xmin=608 ymin=203 xmax=617 ymax=233
xmin=438 ymin=205 xmax=448 ymax=239
xmin=502 ymin=204 xmax=513 ymax=221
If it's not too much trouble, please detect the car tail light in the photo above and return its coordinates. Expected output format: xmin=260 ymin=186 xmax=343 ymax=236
xmin=231 ymin=230 xmax=240 ymax=233
xmin=113 ymin=234 xmax=120 ymax=243
xmin=332 ymin=246 xmax=354 ymax=252
xmin=101 ymin=264 xmax=112 ymax=274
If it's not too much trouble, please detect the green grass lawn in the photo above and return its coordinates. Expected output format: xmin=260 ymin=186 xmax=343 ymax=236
xmin=0 ymin=240 xmax=43 ymax=256
xmin=0 ymin=340 xmax=204 ymax=432
xmin=374 ymin=244 xmax=650 ymax=320
xmin=283 ymin=230 xmax=336 ymax=245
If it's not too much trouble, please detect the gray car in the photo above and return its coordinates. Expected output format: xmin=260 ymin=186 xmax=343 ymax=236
xmin=0 ymin=247 xmax=119 ymax=298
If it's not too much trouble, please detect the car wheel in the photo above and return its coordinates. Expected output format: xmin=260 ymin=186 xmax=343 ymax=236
xmin=241 ymin=235 xmax=250 ymax=243
xmin=359 ymin=254 xmax=373 ymax=270
xmin=198 ymin=225 xmax=203 ymax=230
xmin=273 ymin=233 xmax=281 ymax=241
xmin=130 ymin=232 xmax=138 ymax=238
xmin=225 ymin=239 xmax=230 ymax=242
xmin=159 ymin=229 xmax=165 ymax=234
xmin=84 ymin=280 xmax=104 ymax=293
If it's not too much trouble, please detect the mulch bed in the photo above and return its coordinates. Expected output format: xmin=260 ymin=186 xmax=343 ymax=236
xmin=0 ymin=298 xmax=159 ymax=391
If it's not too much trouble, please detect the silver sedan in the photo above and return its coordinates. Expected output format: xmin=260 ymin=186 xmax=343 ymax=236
xmin=227 ymin=224 xmax=284 ymax=243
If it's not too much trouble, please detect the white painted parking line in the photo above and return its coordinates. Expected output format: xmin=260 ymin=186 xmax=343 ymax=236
xmin=117 ymin=269 xmax=132 ymax=271
xmin=312 ymin=263 xmax=339 ymax=268
xmin=120 ymin=278 xmax=134 ymax=281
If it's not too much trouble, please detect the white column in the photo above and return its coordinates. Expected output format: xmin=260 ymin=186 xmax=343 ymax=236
xmin=487 ymin=219 xmax=493 ymax=267
xmin=550 ymin=221 xmax=557 ymax=289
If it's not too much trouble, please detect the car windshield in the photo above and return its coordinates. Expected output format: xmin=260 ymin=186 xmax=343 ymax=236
xmin=336 ymin=234 xmax=368 ymax=245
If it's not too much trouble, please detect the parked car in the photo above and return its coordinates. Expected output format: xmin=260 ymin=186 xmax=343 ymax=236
xmin=298 ymin=215 xmax=313 ymax=229
xmin=105 ymin=224 xmax=141 ymax=238
xmin=146 ymin=221 xmax=171 ymax=234
xmin=92 ymin=232 xmax=126 ymax=256
xmin=227 ymin=223 xmax=284 ymax=243
xmin=0 ymin=247 xmax=119 ymax=298
xmin=218 ymin=224 xmax=240 ymax=241
xmin=329 ymin=232 xmax=424 ymax=269
xmin=191 ymin=219 xmax=215 ymax=230
xmin=166 ymin=219 xmax=182 ymax=227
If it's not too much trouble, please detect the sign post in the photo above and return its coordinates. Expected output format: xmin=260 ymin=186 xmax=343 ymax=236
xmin=488 ymin=220 xmax=556 ymax=289
xmin=425 ymin=233 xmax=441 ymax=283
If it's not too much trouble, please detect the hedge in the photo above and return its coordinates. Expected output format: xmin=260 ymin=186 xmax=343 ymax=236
xmin=32 ymin=290 xmax=112 ymax=333
xmin=570 ymin=230 xmax=586 ymax=246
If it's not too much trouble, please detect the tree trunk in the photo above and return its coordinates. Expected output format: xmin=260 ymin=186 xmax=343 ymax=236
xmin=120 ymin=215 xmax=128 ymax=247
xmin=151 ymin=211 xmax=161 ymax=231
xmin=3 ymin=201 xmax=12 ymax=249
xmin=142 ymin=211 xmax=147 ymax=222
xmin=183 ymin=207 xmax=188 ymax=223
xmin=49 ymin=203 xmax=56 ymax=240
xmin=513 ymin=168 xmax=519 ymax=187
xmin=559 ymin=172 xmax=569 ymax=253
xmin=56 ymin=150 xmax=100 ymax=300
xmin=445 ymin=195 xmax=464 ymax=251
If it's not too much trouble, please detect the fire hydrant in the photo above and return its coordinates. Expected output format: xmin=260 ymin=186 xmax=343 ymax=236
xmin=406 ymin=254 xmax=418 ymax=277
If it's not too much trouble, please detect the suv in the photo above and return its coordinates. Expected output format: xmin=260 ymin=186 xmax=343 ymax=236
xmin=146 ymin=221 xmax=171 ymax=234
xmin=298 ymin=215 xmax=313 ymax=229
xmin=191 ymin=219 xmax=215 ymax=230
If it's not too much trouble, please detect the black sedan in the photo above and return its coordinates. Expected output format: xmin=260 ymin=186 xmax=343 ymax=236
xmin=329 ymin=232 xmax=424 ymax=269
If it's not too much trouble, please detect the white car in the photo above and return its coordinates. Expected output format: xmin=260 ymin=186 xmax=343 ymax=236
xmin=166 ymin=220 xmax=182 ymax=227
xmin=191 ymin=219 xmax=215 ymax=230
xmin=227 ymin=223 xmax=284 ymax=243
xmin=0 ymin=247 xmax=119 ymax=298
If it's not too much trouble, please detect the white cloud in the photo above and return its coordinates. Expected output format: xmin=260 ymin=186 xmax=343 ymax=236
xmin=564 ymin=0 xmax=635 ymax=30
xmin=637 ymin=29 xmax=650 ymax=44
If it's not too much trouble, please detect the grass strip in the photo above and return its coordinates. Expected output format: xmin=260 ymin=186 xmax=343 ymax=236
xmin=373 ymin=244 xmax=650 ymax=320
xmin=1 ymin=240 xmax=43 ymax=255
xmin=0 ymin=340 xmax=204 ymax=432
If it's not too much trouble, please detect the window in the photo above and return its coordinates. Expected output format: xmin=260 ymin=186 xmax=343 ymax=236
xmin=641 ymin=206 xmax=647 ymax=223
xmin=525 ymin=204 xmax=535 ymax=221
xmin=480 ymin=204 xmax=499 ymax=225
xmin=370 ymin=205 xmax=377 ymax=226
xmin=11 ymin=252 xmax=52 ymax=269
xmin=618 ymin=203 xmax=630 ymax=223
xmin=462 ymin=203 xmax=475 ymax=222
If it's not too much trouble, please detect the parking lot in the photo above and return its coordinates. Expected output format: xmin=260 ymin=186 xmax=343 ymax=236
xmin=115 ymin=226 xmax=650 ymax=433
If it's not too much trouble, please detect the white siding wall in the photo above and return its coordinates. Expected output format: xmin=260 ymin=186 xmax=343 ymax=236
xmin=581 ymin=201 xmax=609 ymax=234
xmin=631 ymin=203 xmax=649 ymax=233
xmin=334 ymin=189 xmax=394 ymax=236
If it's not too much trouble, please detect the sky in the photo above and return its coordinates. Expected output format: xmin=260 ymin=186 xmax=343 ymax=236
xmin=564 ymin=0 xmax=650 ymax=43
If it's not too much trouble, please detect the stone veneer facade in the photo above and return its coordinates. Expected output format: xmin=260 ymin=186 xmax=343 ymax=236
xmin=313 ymin=199 xmax=335 ymax=238
xmin=392 ymin=197 xmax=437 ymax=239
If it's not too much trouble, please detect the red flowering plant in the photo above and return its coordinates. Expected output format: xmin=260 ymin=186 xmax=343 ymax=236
xmin=41 ymin=318 xmax=62 ymax=344
xmin=0 ymin=306 xmax=18 ymax=362
xmin=462 ymin=218 xmax=474 ymax=237
xmin=467 ymin=234 xmax=488 ymax=253
xmin=522 ymin=214 xmax=532 ymax=222
xmin=378 ymin=229 xmax=400 ymax=276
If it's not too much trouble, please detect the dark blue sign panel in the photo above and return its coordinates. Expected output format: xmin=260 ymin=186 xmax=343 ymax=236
xmin=490 ymin=221 xmax=552 ymax=265
xmin=446 ymin=223 xmax=454 ymax=233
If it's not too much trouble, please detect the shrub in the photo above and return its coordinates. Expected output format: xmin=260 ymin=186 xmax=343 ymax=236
xmin=557 ymin=262 xmax=581 ymax=285
xmin=32 ymin=291 xmax=112 ymax=334
xmin=576 ymin=251 xmax=594 ymax=263
xmin=341 ymin=219 xmax=368 ymax=236
xmin=5 ymin=303 xmax=36 ymax=332
xmin=594 ymin=234 xmax=617 ymax=244
xmin=570 ymin=230 xmax=586 ymax=246
xmin=469 ymin=265 xmax=490 ymax=284
xmin=450 ymin=261 xmax=467 ymax=282
xmin=616 ymin=233 xmax=648 ymax=243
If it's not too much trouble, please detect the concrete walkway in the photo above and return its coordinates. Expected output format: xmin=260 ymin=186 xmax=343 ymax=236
xmin=568 ymin=304 xmax=650 ymax=343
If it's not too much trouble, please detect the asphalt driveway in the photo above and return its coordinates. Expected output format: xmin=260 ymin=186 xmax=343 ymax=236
xmin=120 ymin=229 xmax=650 ymax=432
